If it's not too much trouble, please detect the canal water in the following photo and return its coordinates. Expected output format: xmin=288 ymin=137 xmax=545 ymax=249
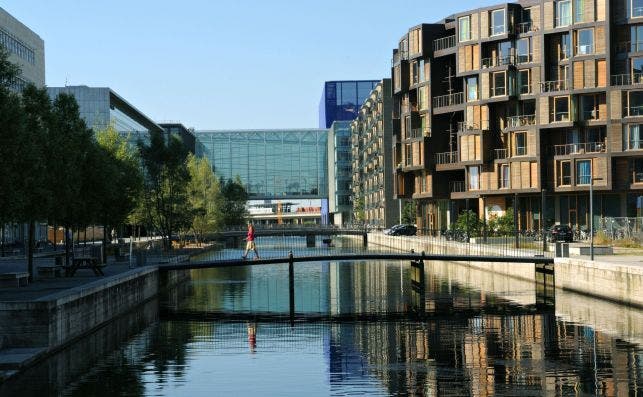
xmin=1 ymin=239 xmax=641 ymax=396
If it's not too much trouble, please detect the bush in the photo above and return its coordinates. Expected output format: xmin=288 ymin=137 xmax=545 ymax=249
xmin=451 ymin=210 xmax=481 ymax=236
xmin=487 ymin=208 xmax=514 ymax=235
xmin=594 ymin=230 xmax=611 ymax=245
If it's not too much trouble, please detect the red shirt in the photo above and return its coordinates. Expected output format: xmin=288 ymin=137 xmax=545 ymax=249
xmin=247 ymin=227 xmax=255 ymax=241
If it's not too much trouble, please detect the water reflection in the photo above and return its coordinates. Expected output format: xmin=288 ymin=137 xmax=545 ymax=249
xmin=3 ymin=258 xmax=641 ymax=396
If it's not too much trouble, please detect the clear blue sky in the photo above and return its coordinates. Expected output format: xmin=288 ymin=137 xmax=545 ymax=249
xmin=4 ymin=0 xmax=500 ymax=129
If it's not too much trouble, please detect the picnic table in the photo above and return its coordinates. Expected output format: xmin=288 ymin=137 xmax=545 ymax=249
xmin=65 ymin=256 xmax=105 ymax=277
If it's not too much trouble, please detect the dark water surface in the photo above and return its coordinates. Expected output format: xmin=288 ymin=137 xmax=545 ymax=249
xmin=1 ymin=245 xmax=641 ymax=396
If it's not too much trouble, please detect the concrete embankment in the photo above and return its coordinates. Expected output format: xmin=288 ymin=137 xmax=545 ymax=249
xmin=364 ymin=232 xmax=643 ymax=308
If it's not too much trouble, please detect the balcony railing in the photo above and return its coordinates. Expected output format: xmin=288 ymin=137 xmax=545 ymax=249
xmin=515 ymin=21 xmax=533 ymax=34
xmin=515 ymin=146 xmax=526 ymax=156
xmin=555 ymin=15 xmax=572 ymax=28
xmin=450 ymin=181 xmax=466 ymax=193
xmin=629 ymin=105 xmax=643 ymax=116
xmin=433 ymin=92 xmax=464 ymax=109
xmin=408 ymin=128 xmax=428 ymax=139
xmin=433 ymin=35 xmax=456 ymax=52
xmin=611 ymin=73 xmax=643 ymax=86
xmin=616 ymin=41 xmax=643 ymax=53
xmin=581 ymin=109 xmax=602 ymax=121
xmin=506 ymin=114 xmax=536 ymax=128
xmin=435 ymin=151 xmax=459 ymax=165
xmin=575 ymin=44 xmax=594 ymax=56
xmin=633 ymin=6 xmax=643 ymax=17
xmin=481 ymin=55 xmax=514 ymax=68
xmin=540 ymin=80 xmax=568 ymax=93
xmin=495 ymin=148 xmax=508 ymax=160
xmin=457 ymin=121 xmax=482 ymax=132
xmin=553 ymin=141 xmax=606 ymax=156
xmin=551 ymin=111 xmax=571 ymax=122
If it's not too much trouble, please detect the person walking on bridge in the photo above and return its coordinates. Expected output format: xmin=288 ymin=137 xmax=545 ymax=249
xmin=242 ymin=222 xmax=260 ymax=260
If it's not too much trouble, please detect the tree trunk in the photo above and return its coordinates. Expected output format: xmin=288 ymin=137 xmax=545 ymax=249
xmin=64 ymin=226 xmax=70 ymax=266
xmin=27 ymin=220 xmax=35 ymax=283
xmin=1 ymin=224 xmax=5 ymax=257
xmin=102 ymin=223 xmax=109 ymax=264
xmin=53 ymin=223 xmax=57 ymax=251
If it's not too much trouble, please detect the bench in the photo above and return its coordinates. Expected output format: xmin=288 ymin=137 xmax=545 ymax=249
xmin=37 ymin=265 xmax=63 ymax=278
xmin=65 ymin=256 xmax=106 ymax=276
xmin=0 ymin=272 xmax=29 ymax=288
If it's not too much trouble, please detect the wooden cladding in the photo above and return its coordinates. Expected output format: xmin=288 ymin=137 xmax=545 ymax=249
xmin=596 ymin=0 xmax=605 ymax=20
xmin=480 ymin=11 xmax=489 ymax=39
xmin=544 ymin=1 xmax=554 ymax=30
xmin=511 ymin=161 xmax=539 ymax=189
xmin=414 ymin=173 xmax=432 ymax=195
xmin=471 ymin=13 xmax=479 ymax=41
xmin=572 ymin=59 xmax=606 ymax=89
xmin=595 ymin=26 xmax=606 ymax=54
xmin=409 ymin=28 xmax=422 ymax=55
xmin=481 ymin=73 xmax=490 ymax=100
xmin=608 ymin=123 xmax=622 ymax=152
xmin=460 ymin=134 xmax=482 ymax=162
xmin=466 ymin=105 xmax=489 ymax=130
xmin=458 ymin=44 xmax=479 ymax=73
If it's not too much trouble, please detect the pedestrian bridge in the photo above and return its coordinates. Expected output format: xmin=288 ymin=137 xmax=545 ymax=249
xmin=215 ymin=225 xmax=367 ymax=238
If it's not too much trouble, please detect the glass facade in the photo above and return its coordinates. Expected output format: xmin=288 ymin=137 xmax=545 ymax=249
xmin=318 ymin=81 xmax=379 ymax=128
xmin=329 ymin=121 xmax=352 ymax=212
xmin=195 ymin=129 xmax=328 ymax=199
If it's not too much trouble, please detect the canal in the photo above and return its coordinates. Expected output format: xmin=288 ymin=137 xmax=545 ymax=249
xmin=1 ymin=239 xmax=641 ymax=396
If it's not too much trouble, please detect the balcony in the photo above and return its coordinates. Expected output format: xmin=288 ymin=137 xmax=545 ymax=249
xmin=433 ymin=35 xmax=456 ymax=52
xmin=505 ymin=114 xmax=536 ymax=129
xmin=611 ymin=73 xmax=643 ymax=86
xmin=515 ymin=21 xmax=533 ymax=34
xmin=433 ymin=92 xmax=464 ymax=109
xmin=575 ymin=44 xmax=594 ymax=56
xmin=435 ymin=151 xmax=459 ymax=165
xmin=551 ymin=111 xmax=571 ymax=123
xmin=553 ymin=141 xmax=606 ymax=156
xmin=450 ymin=181 xmax=466 ymax=193
xmin=458 ymin=121 xmax=481 ymax=132
xmin=616 ymin=41 xmax=643 ymax=53
xmin=540 ymin=80 xmax=568 ymax=93
xmin=408 ymin=128 xmax=430 ymax=139
xmin=581 ymin=109 xmax=602 ymax=122
xmin=481 ymin=55 xmax=514 ymax=68
xmin=555 ymin=16 xmax=572 ymax=28
xmin=495 ymin=148 xmax=508 ymax=160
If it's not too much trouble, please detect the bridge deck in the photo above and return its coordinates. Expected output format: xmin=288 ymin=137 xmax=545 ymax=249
xmin=159 ymin=253 xmax=553 ymax=271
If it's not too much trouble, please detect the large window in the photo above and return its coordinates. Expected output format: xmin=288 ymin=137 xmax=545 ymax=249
xmin=467 ymin=76 xmax=478 ymax=101
xmin=468 ymin=166 xmax=480 ymax=190
xmin=633 ymin=26 xmax=643 ymax=52
xmin=498 ymin=41 xmax=512 ymax=64
xmin=517 ymin=38 xmax=531 ymax=63
xmin=633 ymin=58 xmax=643 ymax=84
xmin=561 ymin=33 xmax=571 ymax=60
xmin=500 ymin=164 xmax=510 ymax=188
xmin=491 ymin=9 xmax=506 ymax=36
xmin=559 ymin=161 xmax=572 ymax=186
xmin=574 ymin=0 xmax=584 ymax=23
xmin=418 ymin=86 xmax=429 ymax=110
xmin=628 ymin=91 xmax=643 ymax=116
xmin=459 ymin=16 xmax=471 ymax=42
xmin=625 ymin=124 xmax=643 ymax=150
xmin=419 ymin=59 xmax=426 ymax=82
xmin=557 ymin=0 xmax=572 ymax=27
xmin=576 ymin=160 xmax=591 ymax=185
xmin=576 ymin=29 xmax=594 ymax=55
xmin=580 ymin=94 xmax=603 ymax=120
xmin=554 ymin=96 xmax=570 ymax=122
xmin=634 ymin=159 xmax=643 ymax=183
xmin=492 ymin=71 xmax=506 ymax=96
xmin=514 ymin=131 xmax=526 ymax=156
xmin=518 ymin=69 xmax=531 ymax=94
xmin=633 ymin=0 xmax=643 ymax=18
xmin=411 ymin=61 xmax=419 ymax=85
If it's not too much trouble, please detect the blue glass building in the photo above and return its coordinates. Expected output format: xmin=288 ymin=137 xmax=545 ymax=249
xmin=318 ymin=81 xmax=379 ymax=129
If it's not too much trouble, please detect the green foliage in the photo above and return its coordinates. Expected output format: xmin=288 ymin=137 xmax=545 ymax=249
xmin=487 ymin=208 xmax=514 ymax=235
xmin=353 ymin=197 xmax=365 ymax=222
xmin=219 ymin=176 xmax=248 ymax=227
xmin=0 ymin=80 xmax=24 ymax=226
xmin=401 ymin=201 xmax=416 ymax=225
xmin=451 ymin=210 xmax=482 ymax=236
xmin=186 ymin=155 xmax=222 ymax=243
xmin=0 ymin=45 xmax=20 ymax=89
xmin=139 ymin=131 xmax=191 ymax=250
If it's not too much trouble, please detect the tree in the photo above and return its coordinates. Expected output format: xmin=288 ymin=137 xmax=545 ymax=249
xmin=401 ymin=201 xmax=416 ymax=225
xmin=0 ymin=46 xmax=23 ymax=256
xmin=451 ymin=210 xmax=482 ymax=236
xmin=186 ymin=155 xmax=222 ymax=244
xmin=219 ymin=176 xmax=248 ymax=227
xmin=353 ymin=197 xmax=365 ymax=224
xmin=487 ymin=208 xmax=514 ymax=235
xmin=139 ymin=131 xmax=190 ymax=251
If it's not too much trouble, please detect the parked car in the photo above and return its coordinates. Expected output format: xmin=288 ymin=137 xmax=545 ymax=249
xmin=548 ymin=224 xmax=573 ymax=242
xmin=384 ymin=224 xmax=417 ymax=236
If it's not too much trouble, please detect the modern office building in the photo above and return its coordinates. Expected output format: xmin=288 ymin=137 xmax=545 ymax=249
xmin=319 ymin=80 xmax=379 ymax=128
xmin=351 ymin=79 xmax=399 ymax=228
xmin=0 ymin=6 xmax=45 ymax=90
xmin=195 ymin=129 xmax=329 ymax=224
xmin=327 ymin=121 xmax=352 ymax=225
xmin=392 ymin=0 xmax=643 ymax=232
xmin=47 ymin=86 xmax=164 ymax=146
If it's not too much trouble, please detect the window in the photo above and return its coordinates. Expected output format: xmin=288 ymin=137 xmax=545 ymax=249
xmin=561 ymin=33 xmax=571 ymax=60
xmin=467 ymin=76 xmax=478 ymax=101
xmin=492 ymin=71 xmax=506 ymax=96
xmin=420 ymin=114 xmax=430 ymax=136
xmin=581 ymin=94 xmax=602 ymax=120
xmin=559 ymin=161 xmax=572 ymax=185
xmin=500 ymin=164 xmax=510 ymax=188
xmin=419 ymin=59 xmax=426 ymax=82
xmin=634 ymin=159 xmax=643 ymax=183
xmin=514 ymin=131 xmax=527 ymax=155
xmin=518 ymin=69 xmax=531 ymax=94
xmin=633 ymin=0 xmax=643 ymax=18
xmin=576 ymin=29 xmax=594 ymax=55
xmin=633 ymin=58 xmax=643 ymax=84
xmin=411 ymin=61 xmax=419 ymax=85
xmin=498 ymin=41 xmax=513 ymax=64
xmin=632 ymin=26 xmax=643 ymax=52
xmin=625 ymin=124 xmax=643 ymax=149
xmin=557 ymin=0 xmax=572 ymax=27
xmin=418 ymin=86 xmax=428 ymax=110
xmin=518 ymin=8 xmax=533 ymax=33
xmin=576 ymin=160 xmax=591 ymax=185
xmin=574 ymin=0 xmax=584 ymax=23
xmin=554 ymin=96 xmax=570 ymax=121
xmin=491 ymin=9 xmax=506 ymax=36
xmin=517 ymin=38 xmax=530 ymax=63
xmin=468 ymin=166 xmax=480 ymax=190
xmin=628 ymin=91 xmax=643 ymax=116
xmin=459 ymin=16 xmax=471 ymax=42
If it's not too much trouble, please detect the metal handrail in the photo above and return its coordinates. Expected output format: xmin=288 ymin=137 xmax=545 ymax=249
xmin=575 ymin=44 xmax=594 ymax=55
xmin=450 ymin=181 xmax=466 ymax=192
xmin=551 ymin=111 xmax=571 ymax=122
xmin=435 ymin=151 xmax=459 ymax=165
xmin=481 ymin=55 xmax=514 ymax=68
xmin=433 ymin=35 xmax=456 ymax=52
xmin=611 ymin=73 xmax=643 ymax=86
xmin=515 ymin=21 xmax=532 ymax=34
xmin=495 ymin=148 xmax=508 ymax=160
xmin=540 ymin=80 xmax=568 ymax=92
xmin=458 ymin=121 xmax=481 ymax=132
xmin=553 ymin=141 xmax=606 ymax=156
xmin=506 ymin=114 xmax=536 ymax=128
xmin=433 ymin=92 xmax=464 ymax=109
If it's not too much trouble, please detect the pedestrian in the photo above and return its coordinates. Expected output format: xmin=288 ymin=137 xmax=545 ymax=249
xmin=242 ymin=222 xmax=260 ymax=260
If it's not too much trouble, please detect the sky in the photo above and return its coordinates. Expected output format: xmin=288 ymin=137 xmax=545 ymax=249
xmin=3 ymin=0 xmax=500 ymax=130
